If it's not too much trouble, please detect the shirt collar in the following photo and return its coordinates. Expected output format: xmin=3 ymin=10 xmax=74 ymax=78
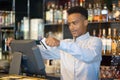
xmin=75 ymin=32 xmax=90 ymax=42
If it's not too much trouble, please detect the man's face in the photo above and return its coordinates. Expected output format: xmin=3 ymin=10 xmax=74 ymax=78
xmin=67 ymin=13 xmax=88 ymax=38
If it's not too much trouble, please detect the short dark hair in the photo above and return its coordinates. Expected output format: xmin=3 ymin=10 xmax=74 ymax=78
xmin=67 ymin=6 xmax=88 ymax=20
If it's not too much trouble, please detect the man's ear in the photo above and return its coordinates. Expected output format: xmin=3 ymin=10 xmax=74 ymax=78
xmin=84 ymin=20 xmax=88 ymax=27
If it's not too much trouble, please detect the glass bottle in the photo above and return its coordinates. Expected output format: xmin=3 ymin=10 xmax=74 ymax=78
xmin=101 ymin=29 xmax=107 ymax=55
xmin=116 ymin=30 xmax=120 ymax=55
xmin=2 ymin=31 xmax=9 ymax=59
xmin=93 ymin=4 xmax=98 ymax=22
xmin=98 ymin=29 xmax=102 ymax=38
xmin=53 ymin=5 xmax=58 ymax=24
xmin=93 ymin=29 xmax=96 ymax=37
xmin=45 ymin=5 xmax=50 ymax=24
xmin=63 ymin=3 xmax=67 ymax=24
xmin=2 ymin=11 xmax=6 ymax=26
xmin=58 ymin=5 xmax=63 ymax=24
xmin=114 ymin=6 xmax=119 ymax=21
xmin=79 ymin=0 xmax=83 ymax=7
xmin=112 ymin=28 xmax=117 ymax=55
xmin=96 ymin=3 xmax=102 ymax=22
xmin=20 ymin=20 xmax=24 ymax=39
xmin=118 ymin=0 xmax=120 ymax=21
xmin=7 ymin=11 xmax=11 ymax=26
xmin=0 ymin=48 xmax=2 ymax=60
xmin=38 ymin=19 xmax=44 ymax=40
xmin=101 ymin=4 xmax=108 ymax=22
xmin=75 ymin=0 xmax=79 ymax=6
xmin=15 ymin=22 xmax=20 ymax=40
xmin=112 ymin=3 xmax=119 ymax=21
xmin=112 ymin=3 xmax=117 ymax=21
xmin=68 ymin=1 xmax=71 ymax=9
xmin=82 ymin=0 xmax=85 ymax=8
xmin=0 ymin=11 xmax=4 ymax=26
xmin=71 ymin=1 xmax=75 ymax=7
xmin=87 ymin=3 xmax=93 ymax=22
xmin=12 ymin=11 xmax=15 ymax=26
xmin=0 ymin=11 xmax=3 ymax=25
xmin=106 ymin=28 xmax=112 ymax=55
xmin=3 ymin=11 xmax=8 ymax=26
xmin=49 ymin=4 xmax=54 ymax=24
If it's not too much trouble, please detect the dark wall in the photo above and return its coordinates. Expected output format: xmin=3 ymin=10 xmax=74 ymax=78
xmin=0 ymin=0 xmax=12 ymax=11
xmin=30 ymin=0 xmax=43 ymax=18
xmin=15 ymin=0 xmax=27 ymax=24
xmin=15 ymin=0 xmax=43 ymax=23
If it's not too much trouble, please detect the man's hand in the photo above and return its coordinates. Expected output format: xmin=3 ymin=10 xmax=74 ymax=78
xmin=45 ymin=37 xmax=60 ymax=47
xmin=6 ymin=37 xmax=14 ymax=47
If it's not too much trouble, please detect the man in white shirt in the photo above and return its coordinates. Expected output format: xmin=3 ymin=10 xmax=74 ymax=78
xmin=40 ymin=6 xmax=102 ymax=80
xmin=7 ymin=6 xmax=102 ymax=80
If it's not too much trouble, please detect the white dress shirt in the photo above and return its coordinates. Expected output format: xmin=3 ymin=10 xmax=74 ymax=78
xmin=39 ymin=32 xmax=102 ymax=80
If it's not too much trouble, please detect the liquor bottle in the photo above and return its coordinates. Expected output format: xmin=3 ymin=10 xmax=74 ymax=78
xmin=38 ymin=19 xmax=44 ymax=40
xmin=2 ymin=31 xmax=9 ymax=59
xmin=45 ymin=5 xmax=50 ymax=24
xmin=116 ymin=30 xmax=120 ymax=55
xmin=75 ymin=0 xmax=79 ymax=6
xmin=112 ymin=2 xmax=120 ymax=21
xmin=5 ymin=11 xmax=9 ymax=26
xmin=106 ymin=28 xmax=112 ymax=55
xmin=93 ymin=4 xmax=98 ymax=22
xmin=7 ymin=11 xmax=10 ymax=26
xmin=96 ymin=3 xmax=102 ymax=22
xmin=20 ymin=20 xmax=24 ymax=39
xmin=15 ymin=22 xmax=20 ymax=40
xmin=49 ymin=4 xmax=54 ymax=24
xmin=112 ymin=3 xmax=117 ymax=21
xmin=0 ymin=11 xmax=4 ymax=25
xmin=10 ymin=11 xmax=15 ymax=26
xmin=12 ymin=11 xmax=15 ymax=26
xmin=114 ymin=5 xmax=119 ymax=21
xmin=71 ymin=1 xmax=75 ymax=7
xmin=63 ymin=3 xmax=68 ymax=24
xmin=0 ymin=48 xmax=2 ymax=60
xmin=79 ymin=0 xmax=83 ymax=7
xmin=7 ymin=11 xmax=12 ymax=26
xmin=98 ymin=29 xmax=102 ymax=38
xmin=0 ymin=11 xmax=3 ymax=25
xmin=82 ymin=0 xmax=85 ymax=8
xmin=101 ymin=29 xmax=107 ymax=55
xmin=112 ymin=28 xmax=117 ymax=55
xmin=93 ymin=29 xmax=96 ymax=37
xmin=23 ymin=17 xmax=29 ymax=39
xmin=53 ymin=5 xmax=58 ymax=24
xmin=87 ymin=3 xmax=93 ymax=22
xmin=101 ymin=4 xmax=108 ymax=22
xmin=3 ymin=11 xmax=8 ymax=26
xmin=2 ymin=32 xmax=7 ymax=52
xmin=68 ymin=2 xmax=71 ymax=9
xmin=58 ymin=5 xmax=63 ymax=24
xmin=2 ymin=11 xmax=6 ymax=26
xmin=118 ymin=1 xmax=120 ymax=21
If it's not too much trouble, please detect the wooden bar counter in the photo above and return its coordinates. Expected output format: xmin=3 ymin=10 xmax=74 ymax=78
xmin=0 ymin=74 xmax=48 ymax=80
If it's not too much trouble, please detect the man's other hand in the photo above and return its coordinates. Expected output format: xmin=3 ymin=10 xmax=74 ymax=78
xmin=6 ymin=37 xmax=14 ymax=47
